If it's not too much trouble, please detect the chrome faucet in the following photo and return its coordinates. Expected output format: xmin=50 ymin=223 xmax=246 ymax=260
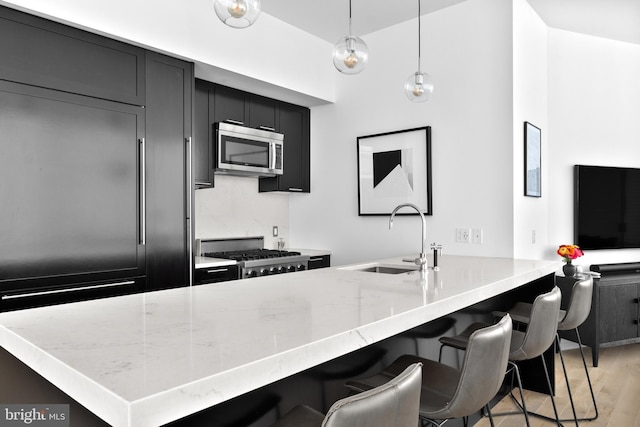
xmin=389 ymin=203 xmax=428 ymax=272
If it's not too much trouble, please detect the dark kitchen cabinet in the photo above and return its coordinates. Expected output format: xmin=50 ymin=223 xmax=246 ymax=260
xmin=259 ymin=103 xmax=311 ymax=193
xmin=248 ymin=95 xmax=278 ymax=130
xmin=557 ymin=273 xmax=640 ymax=367
xmin=0 ymin=6 xmax=145 ymax=105
xmin=0 ymin=80 xmax=146 ymax=311
xmin=0 ymin=6 xmax=194 ymax=310
xmin=194 ymin=265 xmax=239 ymax=285
xmin=144 ymin=51 xmax=193 ymax=291
xmin=213 ymin=84 xmax=248 ymax=124
xmin=194 ymin=80 xmax=214 ymax=188
xmin=308 ymin=255 xmax=331 ymax=270
xmin=193 ymin=80 xmax=311 ymax=193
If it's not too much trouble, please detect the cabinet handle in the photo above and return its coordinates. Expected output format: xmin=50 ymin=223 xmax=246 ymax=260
xmin=259 ymin=126 xmax=276 ymax=131
xmin=309 ymin=258 xmax=324 ymax=262
xmin=288 ymin=188 xmax=303 ymax=192
xmin=224 ymin=119 xmax=244 ymax=126
xmin=205 ymin=268 xmax=229 ymax=274
xmin=1 ymin=281 xmax=136 ymax=301
xmin=186 ymin=137 xmax=194 ymax=287
xmin=139 ymin=138 xmax=146 ymax=245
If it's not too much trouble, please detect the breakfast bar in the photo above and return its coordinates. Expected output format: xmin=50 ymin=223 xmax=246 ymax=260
xmin=0 ymin=255 xmax=559 ymax=427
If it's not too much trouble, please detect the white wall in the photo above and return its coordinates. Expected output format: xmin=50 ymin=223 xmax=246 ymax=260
xmin=512 ymin=0 xmax=549 ymax=259
xmin=547 ymin=29 xmax=640 ymax=267
xmin=290 ymin=0 xmax=516 ymax=266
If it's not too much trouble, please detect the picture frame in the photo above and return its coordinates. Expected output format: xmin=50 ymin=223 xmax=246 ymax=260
xmin=357 ymin=126 xmax=432 ymax=216
xmin=524 ymin=121 xmax=541 ymax=197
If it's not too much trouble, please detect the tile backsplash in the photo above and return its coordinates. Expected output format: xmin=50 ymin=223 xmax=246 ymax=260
xmin=195 ymin=175 xmax=290 ymax=250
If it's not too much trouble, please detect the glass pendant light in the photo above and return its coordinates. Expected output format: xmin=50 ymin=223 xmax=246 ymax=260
xmin=404 ymin=0 xmax=433 ymax=102
xmin=214 ymin=0 xmax=261 ymax=29
xmin=333 ymin=0 xmax=368 ymax=74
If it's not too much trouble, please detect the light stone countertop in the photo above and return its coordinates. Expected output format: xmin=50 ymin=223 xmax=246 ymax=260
xmin=0 ymin=255 xmax=559 ymax=427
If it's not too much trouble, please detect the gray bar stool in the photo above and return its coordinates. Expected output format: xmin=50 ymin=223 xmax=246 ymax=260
xmin=269 ymin=362 xmax=422 ymax=427
xmin=494 ymin=276 xmax=597 ymax=425
xmin=439 ymin=286 xmax=562 ymax=427
xmin=345 ymin=314 xmax=513 ymax=427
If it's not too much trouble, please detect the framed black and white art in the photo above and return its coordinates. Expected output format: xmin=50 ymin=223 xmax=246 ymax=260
xmin=357 ymin=126 xmax=432 ymax=216
xmin=524 ymin=121 xmax=541 ymax=197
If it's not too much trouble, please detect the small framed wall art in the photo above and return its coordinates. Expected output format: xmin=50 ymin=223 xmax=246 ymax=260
xmin=524 ymin=121 xmax=541 ymax=197
xmin=357 ymin=126 xmax=432 ymax=216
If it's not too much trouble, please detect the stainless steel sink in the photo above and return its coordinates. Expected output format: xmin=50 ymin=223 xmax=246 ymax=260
xmin=340 ymin=264 xmax=417 ymax=274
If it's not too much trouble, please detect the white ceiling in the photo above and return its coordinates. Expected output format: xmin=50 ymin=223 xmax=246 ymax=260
xmin=262 ymin=0 xmax=640 ymax=45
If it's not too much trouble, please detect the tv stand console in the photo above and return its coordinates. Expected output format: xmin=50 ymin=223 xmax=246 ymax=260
xmin=556 ymin=262 xmax=640 ymax=367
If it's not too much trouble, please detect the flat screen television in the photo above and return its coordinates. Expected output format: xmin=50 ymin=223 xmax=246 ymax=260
xmin=575 ymin=165 xmax=640 ymax=250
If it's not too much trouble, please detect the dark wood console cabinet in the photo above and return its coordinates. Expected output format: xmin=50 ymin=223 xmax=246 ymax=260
xmin=556 ymin=272 xmax=640 ymax=367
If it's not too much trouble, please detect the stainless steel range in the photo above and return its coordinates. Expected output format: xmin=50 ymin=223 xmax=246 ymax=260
xmin=198 ymin=236 xmax=309 ymax=279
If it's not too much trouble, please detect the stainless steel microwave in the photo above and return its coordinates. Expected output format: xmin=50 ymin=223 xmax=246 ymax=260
xmin=215 ymin=122 xmax=284 ymax=177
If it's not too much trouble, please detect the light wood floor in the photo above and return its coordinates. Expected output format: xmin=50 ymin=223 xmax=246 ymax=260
xmin=474 ymin=342 xmax=640 ymax=427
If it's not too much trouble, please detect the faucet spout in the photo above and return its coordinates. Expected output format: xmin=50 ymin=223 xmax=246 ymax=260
xmin=389 ymin=203 xmax=427 ymax=271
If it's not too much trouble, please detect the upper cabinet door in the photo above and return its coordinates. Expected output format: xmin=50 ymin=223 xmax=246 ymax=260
xmin=248 ymin=95 xmax=277 ymax=130
xmin=213 ymin=85 xmax=248 ymax=125
xmin=0 ymin=6 xmax=145 ymax=105
xmin=260 ymin=104 xmax=311 ymax=193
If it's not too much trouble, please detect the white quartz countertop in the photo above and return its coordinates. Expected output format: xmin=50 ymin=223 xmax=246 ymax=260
xmin=0 ymin=255 xmax=558 ymax=427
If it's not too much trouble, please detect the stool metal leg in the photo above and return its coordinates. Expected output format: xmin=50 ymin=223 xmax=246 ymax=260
xmin=555 ymin=330 xmax=599 ymax=423
xmin=489 ymin=362 xmax=531 ymax=427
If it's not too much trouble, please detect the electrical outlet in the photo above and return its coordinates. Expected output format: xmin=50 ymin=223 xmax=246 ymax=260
xmin=456 ymin=228 xmax=471 ymax=243
xmin=272 ymin=226 xmax=278 ymax=237
xmin=472 ymin=228 xmax=483 ymax=244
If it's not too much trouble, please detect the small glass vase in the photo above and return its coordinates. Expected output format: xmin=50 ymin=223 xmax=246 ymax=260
xmin=562 ymin=261 xmax=577 ymax=277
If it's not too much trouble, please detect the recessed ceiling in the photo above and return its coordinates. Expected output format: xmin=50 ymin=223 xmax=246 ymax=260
xmin=262 ymin=0 xmax=640 ymax=45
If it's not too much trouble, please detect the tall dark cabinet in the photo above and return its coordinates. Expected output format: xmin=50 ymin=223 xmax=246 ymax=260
xmin=0 ymin=6 xmax=192 ymax=310
xmin=144 ymin=52 xmax=193 ymax=291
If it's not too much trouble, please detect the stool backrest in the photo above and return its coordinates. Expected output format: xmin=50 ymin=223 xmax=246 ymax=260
xmin=510 ymin=286 xmax=562 ymax=361
xmin=442 ymin=314 xmax=513 ymax=419
xmin=323 ymin=362 xmax=422 ymax=427
xmin=558 ymin=276 xmax=593 ymax=331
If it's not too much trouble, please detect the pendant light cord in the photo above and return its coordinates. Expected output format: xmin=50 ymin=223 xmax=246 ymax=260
xmin=417 ymin=0 xmax=422 ymax=73
xmin=348 ymin=0 xmax=353 ymax=36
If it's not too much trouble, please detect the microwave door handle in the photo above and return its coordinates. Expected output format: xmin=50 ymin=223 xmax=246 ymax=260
xmin=270 ymin=143 xmax=276 ymax=170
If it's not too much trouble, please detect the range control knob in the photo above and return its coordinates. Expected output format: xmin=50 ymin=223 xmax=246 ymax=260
xmin=297 ymin=264 xmax=306 ymax=271
xmin=260 ymin=268 xmax=270 ymax=276
xmin=287 ymin=265 xmax=296 ymax=273
xmin=270 ymin=267 xmax=280 ymax=275
xmin=246 ymin=270 xmax=258 ymax=278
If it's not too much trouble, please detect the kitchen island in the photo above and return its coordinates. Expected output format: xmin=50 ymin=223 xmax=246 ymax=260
xmin=0 ymin=255 xmax=558 ymax=427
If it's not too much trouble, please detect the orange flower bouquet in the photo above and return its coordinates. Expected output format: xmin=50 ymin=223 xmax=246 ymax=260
xmin=557 ymin=244 xmax=584 ymax=276
xmin=557 ymin=244 xmax=584 ymax=263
